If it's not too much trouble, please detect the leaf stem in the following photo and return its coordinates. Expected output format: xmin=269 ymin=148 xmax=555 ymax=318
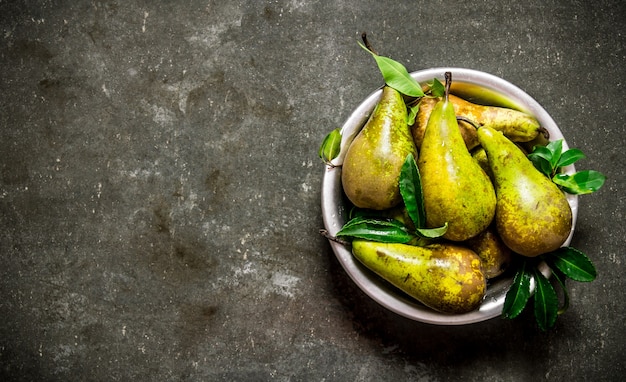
xmin=361 ymin=32 xmax=378 ymax=55
xmin=319 ymin=229 xmax=352 ymax=247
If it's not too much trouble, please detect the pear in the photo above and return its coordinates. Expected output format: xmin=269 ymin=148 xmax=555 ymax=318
xmin=519 ymin=126 xmax=551 ymax=153
xmin=418 ymin=73 xmax=496 ymax=241
xmin=341 ymin=86 xmax=417 ymax=210
xmin=473 ymin=142 xmax=530 ymax=177
xmin=352 ymin=240 xmax=486 ymax=314
xmin=412 ymin=94 xmax=547 ymax=151
xmin=465 ymin=225 xmax=513 ymax=279
xmin=477 ymin=126 xmax=572 ymax=257
xmin=471 ymin=146 xmax=491 ymax=178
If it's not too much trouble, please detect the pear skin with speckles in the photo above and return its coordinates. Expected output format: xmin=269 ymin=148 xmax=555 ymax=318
xmin=465 ymin=225 xmax=513 ymax=279
xmin=477 ymin=126 xmax=572 ymax=257
xmin=341 ymin=86 xmax=417 ymax=210
xmin=412 ymin=94 xmax=545 ymax=151
xmin=352 ymin=240 xmax=486 ymax=314
xmin=417 ymin=74 xmax=496 ymax=242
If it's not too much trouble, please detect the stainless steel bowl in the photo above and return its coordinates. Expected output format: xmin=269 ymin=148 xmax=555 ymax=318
xmin=321 ymin=67 xmax=579 ymax=325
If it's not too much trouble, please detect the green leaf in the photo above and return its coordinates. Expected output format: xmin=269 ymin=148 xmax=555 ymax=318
xmin=528 ymin=146 xmax=554 ymax=176
xmin=549 ymin=269 xmax=570 ymax=315
xmin=533 ymin=268 xmax=559 ymax=331
xmin=503 ymin=261 xmax=532 ymax=319
xmin=430 ymin=78 xmax=445 ymax=97
xmin=545 ymin=139 xmax=563 ymax=170
xmin=399 ymin=154 xmax=424 ymax=229
xmin=415 ymin=222 xmax=448 ymax=239
xmin=528 ymin=145 xmax=554 ymax=163
xmin=557 ymin=148 xmax=586 ymax=168
xmin=546 ymin=247 xmax=597 ymax=282
xmin=552 ymin=170 xmax=606 ymax=194
xmin=528 ymin=141 xmax=607 ymax=193
xmin=529 ymin=155 xmax=553 ymax=177
xmin=336 ymin=217 xmax=414 ymax=243
xmin=397 ymin=154 xmax=447 ymax=239
xmin=407 ymin=103 xmax=419 ymax=126
xmin=358 ymin=41 xmax=424 ymax=98
xmin=318 ymin=128 xmax=342 ymax=164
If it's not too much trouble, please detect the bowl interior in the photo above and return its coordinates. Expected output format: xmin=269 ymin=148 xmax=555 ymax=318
xmin=321 ymin=67 xmax=579 ymax=325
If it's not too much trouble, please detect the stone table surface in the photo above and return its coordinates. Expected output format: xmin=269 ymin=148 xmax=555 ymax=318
xmin=1 ymin=1 xmax=624 ymax=381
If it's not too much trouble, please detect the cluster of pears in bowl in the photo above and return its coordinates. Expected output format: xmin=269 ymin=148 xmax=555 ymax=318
xmin=321 ymin=67 xmax=578 ymax=325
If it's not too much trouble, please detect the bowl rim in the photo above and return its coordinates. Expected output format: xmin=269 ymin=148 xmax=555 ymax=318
xmin=321 ymin=67 xmax=579 ymax=325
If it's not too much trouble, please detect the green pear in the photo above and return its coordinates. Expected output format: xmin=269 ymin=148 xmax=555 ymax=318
xmin=465 ymin=225 xmax=513 ymax=279
xmin=477 ymin=126 xmax=572 ymax=257
xmin=412 ymin=94 xmax=547 ymax=151
xmin=342 ymin=86 xmax=417 ymax=210
xmin=471 ymin=146 xmax=491 ymax=179
xmin=418 ymin=73 xmax=496 ymax=241
xmin=352 ymin=240 xmax=486 ymax=314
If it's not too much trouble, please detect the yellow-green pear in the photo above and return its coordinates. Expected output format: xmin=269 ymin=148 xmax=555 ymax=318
xmin=341 ymin=86 xmax=417 ymax=210
xmin=418 ymin=73 xmax=496 ymax=241
xmin=471 ymin=146 xmax=492 ymax=180
xmin=465 ymin=225 xmax=513 ymax=279
xmin=412 ymin=94 xmax=547 ymax=151
xmin=352 ymin=240 xmax=486 ymax=314
xmin=477 ymin=126 xmax=572 ymax=257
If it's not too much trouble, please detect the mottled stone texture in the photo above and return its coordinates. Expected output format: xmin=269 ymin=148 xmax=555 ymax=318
xmin=1 ymin=1 xmax=624 ymax=381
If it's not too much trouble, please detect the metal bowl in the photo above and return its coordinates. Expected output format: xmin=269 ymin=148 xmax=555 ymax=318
xmin=321 ymin=67 xmax=578 ymax=325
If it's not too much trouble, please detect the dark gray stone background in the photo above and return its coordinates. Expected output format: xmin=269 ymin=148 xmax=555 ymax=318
xmin=1 ymin=1 xmax=624 ymax=381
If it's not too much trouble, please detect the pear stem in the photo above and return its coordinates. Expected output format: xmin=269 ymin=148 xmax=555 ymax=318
xmin=444 ymin=71 xmax=452 ymax=103
xmin=538 ymin=126 xmax=550 ymax=140
xmin=361 ymin=32 xmax=378 ymax=55
xmin=457 ymin=116 xmax=481 ymax=130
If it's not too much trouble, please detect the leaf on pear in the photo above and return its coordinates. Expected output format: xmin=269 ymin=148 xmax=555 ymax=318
xmin=528 ymin=145 xmax=553 ymax=162
xmin=546 ymin=247 xmax=597 ymax=282
xmin=399 ymin=154 xmax=424 ymax=229
xmin=357 ymin=41 xmax=424 ymax=98
xmin=533 ymin=268 xmax=559 ymax=331
xmin=503 ymin=261 xmax=532 ymax=319
xmin=553 ymin=170 xmax=606 ymax=195
xmin=429 ymin=78 xmax=445 ymax=97
xmin=336 ymin=217 xmax=414 ymax=243
xmin=415 ymin=222 xmax=448 ymax=239
xmin=528 ymin=146 xmax=554 ymax=177
xmin=545 ymin=139 xmax=563 ymax=170
xmin=318 ymin=128 xmax=342 ymax=164
xmin=557 ymin=148 xmax=586 ymax=168
xmin=407 ymin=103 xmax=419 ymax=126
xmin=398 ymin=154 xmax=447 ymax=239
